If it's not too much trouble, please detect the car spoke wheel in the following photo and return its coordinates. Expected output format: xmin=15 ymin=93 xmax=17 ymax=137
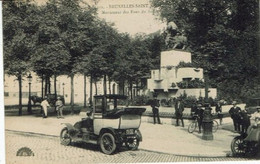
xmin=100 ymin=133 xmax=116 ymax=155
xmin=231 ymin=136 xmax=245 ymax=156
xmin=188 ymin=122 xmax=197 ymax=133
xmin=126 ymin=138 xmax=139 ymax=150
xmin=60 ymin=127 xmax=71 ymax=146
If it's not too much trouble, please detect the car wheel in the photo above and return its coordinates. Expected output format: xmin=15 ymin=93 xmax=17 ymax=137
xmin=231 ymin=136 xmax=245 ymax=157
xmin=125 ymin=138 xmax=139 ymax=150
xmin=100 ymin=133 xmax=116 ymax=155
xmin=60 ymin=127 xmax=71 ymax=146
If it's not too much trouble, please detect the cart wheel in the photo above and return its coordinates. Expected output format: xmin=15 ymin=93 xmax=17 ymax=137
xmin=125 ymin=138 xmax=139 ymax=150
xmin=60 ymin=127 xmax=71 ymax=146
xmin=212 ymin=120 xmax=219 ymax=133
xmin=100 ymin=133 xmax=116 ymax=155
xmin=231 ymin=136 xmax=245 ymax=157
xmin=188 ymin=122 xmax=197 ymax=133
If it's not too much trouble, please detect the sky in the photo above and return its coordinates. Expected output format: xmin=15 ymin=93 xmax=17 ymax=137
xmin=34 ymin=0 xmax=166 ymax=35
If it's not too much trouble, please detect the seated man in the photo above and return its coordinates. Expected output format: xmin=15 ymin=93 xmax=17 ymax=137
xmin=81 ymin=111 xmax=93 ymax=132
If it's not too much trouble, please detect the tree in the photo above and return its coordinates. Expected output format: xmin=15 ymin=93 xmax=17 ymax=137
xmin=3 ymin=0 xmax=39 ymax=115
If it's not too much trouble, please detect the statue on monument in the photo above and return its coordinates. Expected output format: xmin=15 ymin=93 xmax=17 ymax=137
xmin=165 ymin=21 xmax=187 ymax=50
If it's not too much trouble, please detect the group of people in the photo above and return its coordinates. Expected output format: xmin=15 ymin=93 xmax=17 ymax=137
xmin=151 ymin=96 xmax=206 ymax=132
xmin=40 ymin=96 xmax=64 ymax=119
xmin=229 ymin=101 xmax=260 ymax=133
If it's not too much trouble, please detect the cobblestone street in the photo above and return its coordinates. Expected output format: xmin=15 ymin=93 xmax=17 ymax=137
xmin=5 ymin=130 xmax=255 ymax=164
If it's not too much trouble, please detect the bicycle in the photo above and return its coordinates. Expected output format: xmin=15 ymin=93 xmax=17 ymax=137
xmin=188 ymin=114 xmax=219 ymax=133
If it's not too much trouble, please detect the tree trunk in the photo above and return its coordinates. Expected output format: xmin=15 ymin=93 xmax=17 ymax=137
xmin=89 ymin=74 xmax=93 ymax=106
xmin=18 ymin=75 xmax=22 ymax=116
xmin=70 ymin=74 xmax=74 ymax=114
xmin=130 ymin=81 xmax=133 ymax=100
xmin=94 ymin=80 xmax=97 ymax=95
xmin=48 ymin=76 xmax=51 ymax=94
xmin=108 ymin=76 xmax=111 ymax=95
xmin=41 ymin=74 xmax=44 ymax=98
xmin=103 ymin=74 xmax=107 ymax=96
xmin=84 ymin=74 xmax=87 ymax=108
xmin=54 ymin=74 xmax=57 ymax=100
xmin=45 ymin=76 xmax=48 ymax=96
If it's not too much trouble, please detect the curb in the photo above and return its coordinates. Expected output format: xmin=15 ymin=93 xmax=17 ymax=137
xmin=5 ymin=129 xmax=229 ymax=158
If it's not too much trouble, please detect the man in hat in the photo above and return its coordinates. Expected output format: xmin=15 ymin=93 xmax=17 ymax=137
xmin=151 ymin=95 xmax=161 ymax=124
xmin=195 ymin=103 xmax=204 ymax=133
xmin=55 ymin=96 xmax=64 ymax=118
xmin=175 ymin=97 xmax=184 ymax=127
xmin=229 ymin=101 xmax=242 ymax=132
xmin=41 ymin=96 xmax=50 ymax=118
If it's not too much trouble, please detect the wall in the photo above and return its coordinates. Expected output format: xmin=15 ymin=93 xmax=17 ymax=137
xmin=161 ymin=50 xmax=191 ymax=67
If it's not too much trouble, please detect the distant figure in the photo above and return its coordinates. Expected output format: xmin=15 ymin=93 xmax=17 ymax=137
xmin=41 ymin=97 xmax=50 ymax=118
xmin=151 ymin=96 xmax=161 ymax=124
xmin=175 ymin=98 xmax=184 ymax=127
xmin=191 ymin=101 xmax=198 ymax=115
xmin=195 ymin=104 xmax=204 ymax=133
xmin=239 ymin=108 xmax=251 ymax=133
xmin=55 ymin=96 xmax=64 ymax=119
xmin=229 ymin=101 xmax=242 ymax=132
xmin=215 ymin=101 xmax=223 ymax=125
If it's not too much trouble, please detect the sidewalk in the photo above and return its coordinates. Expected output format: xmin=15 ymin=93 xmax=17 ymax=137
xmin=4 ymin=114 xmax=237 ymax=157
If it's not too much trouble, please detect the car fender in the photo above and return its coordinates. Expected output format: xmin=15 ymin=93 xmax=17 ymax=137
xmin=61 ymin=123 xmax=75 ymax=131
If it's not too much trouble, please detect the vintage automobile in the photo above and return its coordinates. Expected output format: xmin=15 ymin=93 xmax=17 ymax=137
xmin=60 ymin=94 xmax=146 ymax=155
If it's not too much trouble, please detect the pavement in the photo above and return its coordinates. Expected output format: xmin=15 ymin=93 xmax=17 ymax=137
xmin=4 ymin=112 xmax=240 ymax=158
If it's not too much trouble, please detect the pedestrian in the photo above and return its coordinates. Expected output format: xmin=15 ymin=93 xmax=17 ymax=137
xmin=175 ymin=98 xmax=184 ymax=127
xmin=195 ymin=103 xmax=204 ymax=133
xmin=191 ymin=101 xmax=198 ymax=115
xmin=215 ymin=101 xmax=223 ymax=125
xmin=151 ymin=96 xmax=161 ymax=124
xmin=55 ymin=96 xmax=64 ymax=119
xmin=229 ymin=101 xmax=242 ymax=132
xmin=239 ymin=108 xmax=251 ymax=133
xmin=41 ymin=97 xmax=50 ymax=118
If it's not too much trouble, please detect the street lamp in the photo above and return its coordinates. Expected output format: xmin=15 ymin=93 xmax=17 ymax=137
xmin=202 ymin=68 xmax=213 ymax=140
xmin=27 ymin=74 xmax=32 ymax=114
xmin=62 ymin=83 xmax=65 ymax=97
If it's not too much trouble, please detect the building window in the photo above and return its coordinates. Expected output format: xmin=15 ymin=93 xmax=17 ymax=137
xmin=4 ymin=92 xmax=9 ymax=97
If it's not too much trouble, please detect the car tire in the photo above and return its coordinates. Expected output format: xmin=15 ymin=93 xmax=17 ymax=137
xmin=100 ymin=133 xmax=116 ymax=155
xmin=125 ymin=138 xmax=139 ymax=150
xmin=60 ymin=127 xmax=71 ymax=146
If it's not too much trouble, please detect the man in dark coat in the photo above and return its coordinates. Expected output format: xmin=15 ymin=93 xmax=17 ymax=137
xmin=151 ymin=96 xmax=161 ymax=124
xmin=175 ymin=98 xmax=184 ymax=127
xmin=229 ymin=101 xmax=242 ymax=132
xmin=239 ymin=108 xmax=251 ymax=133
xmin=215 ymin=101 xmax=223 ymax=125
xmin=195 ymin=103 xmax=204 ymax=133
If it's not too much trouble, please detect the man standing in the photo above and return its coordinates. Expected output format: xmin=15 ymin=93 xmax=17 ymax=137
xmin=229 ymin=101 xmax=242 ymax=132
xmin=55 ymin=97 xmax=64 ymax=119
xmin=175 ymin=98 xmax=184 ymax=127
xmin=195 ymin=103 xmax=204 ymax=133
xmin=215 ymin=101 xmax=223 ymax=125
xmin=41 ymin=97 xmax=50 ymax=118
xmin=151 ymin=96 xmax=161 ymax=124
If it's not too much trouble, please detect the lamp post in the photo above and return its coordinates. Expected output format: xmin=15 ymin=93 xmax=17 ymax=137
xmin=27 ymin=74 xmax=32 ymax=114
xmin=202 ymin=69 xmax=213 ymax=140
xmin=62 ymin=83 xmax=65 ymax=97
